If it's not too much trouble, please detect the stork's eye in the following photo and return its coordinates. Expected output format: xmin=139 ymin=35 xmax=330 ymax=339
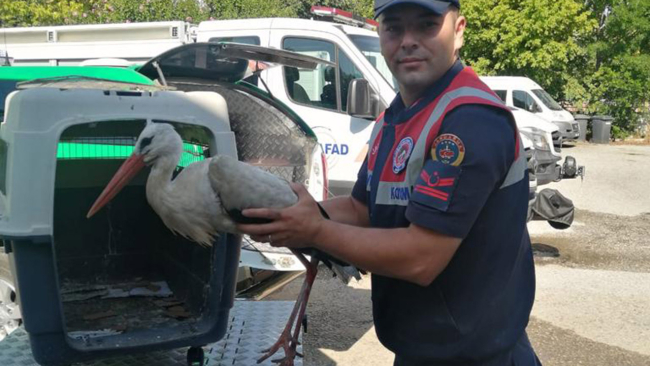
xmin=140 ymin=136 xmax=154 ymax=151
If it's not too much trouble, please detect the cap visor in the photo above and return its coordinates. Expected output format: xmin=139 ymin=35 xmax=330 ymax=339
xmin=375 ymin=0 xmax=452 ymax=19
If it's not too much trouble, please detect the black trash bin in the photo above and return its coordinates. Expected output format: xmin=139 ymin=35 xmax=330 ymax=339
xmin=591 ymin=115 xmax=614 ymax=144
xmin=573 ymin=114 xmax=590 ymax=142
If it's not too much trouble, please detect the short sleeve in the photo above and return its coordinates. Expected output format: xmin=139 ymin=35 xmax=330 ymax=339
xmin=405 ymin=105 xmax=516 ymax=238
xmin=351 ymin=156 xmax=369 ymax=204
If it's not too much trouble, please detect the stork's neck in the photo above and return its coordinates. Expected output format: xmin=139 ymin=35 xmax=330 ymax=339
xmin=145 ymin=151 xmax=181 ymax=203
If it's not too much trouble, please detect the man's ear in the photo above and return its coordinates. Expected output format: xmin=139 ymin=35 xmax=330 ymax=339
xmin=454 ymin=15 xmax=466 ymax=53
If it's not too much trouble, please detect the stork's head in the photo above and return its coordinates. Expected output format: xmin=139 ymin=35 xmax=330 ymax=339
xmin=135 ymin=122 xmax=184 ymax=165
xmin=86 ymin=122 xmax=182 ymax=218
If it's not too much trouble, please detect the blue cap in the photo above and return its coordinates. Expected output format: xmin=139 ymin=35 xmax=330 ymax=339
xmin=374 ymin=0 xmax=460 ymax=19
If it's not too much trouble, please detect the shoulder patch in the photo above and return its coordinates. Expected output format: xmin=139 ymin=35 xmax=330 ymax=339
xmin=393 ymin=137 xmax=413 ymax=174
xmin=431 ymin=133 xmax=465 ymax=166
xmin=411 ymin=160 xmax=461 ymax=212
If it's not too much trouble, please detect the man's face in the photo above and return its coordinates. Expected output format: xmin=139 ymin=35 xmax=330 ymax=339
xmin=378 ymin=5 xmax=465 ymax=97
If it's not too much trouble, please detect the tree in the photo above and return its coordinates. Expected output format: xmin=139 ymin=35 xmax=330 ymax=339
xmin=202 ymin=0 xmax=298 ymax=20
xmin=461 ymin=0 xmax=595 ymax=98
xmin=578 ymin=0 xmax=650 ymax=136
xmin=0 ymin=0 xmax=87 ymax=26
xmin=461 ymin=0 xmax=650 ymax=136
xmin=293 ymin=0 xmax=374 ymax=19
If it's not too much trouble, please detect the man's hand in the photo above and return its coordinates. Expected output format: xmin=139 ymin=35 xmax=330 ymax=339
xmin=237 ymin=183 xmax=325 ymax=248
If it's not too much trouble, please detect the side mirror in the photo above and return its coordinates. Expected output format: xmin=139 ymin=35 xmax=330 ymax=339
xmin=347 ymin=79 xmax=379 ymax=119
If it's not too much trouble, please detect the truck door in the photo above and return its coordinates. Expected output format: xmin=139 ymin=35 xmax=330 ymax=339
xmin=267 ymin=33 xmax=377 ymax=196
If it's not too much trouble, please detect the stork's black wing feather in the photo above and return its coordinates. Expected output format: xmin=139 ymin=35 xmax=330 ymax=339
xmin=227 ymin=209 xmax=273 ymax=225
xmin=228 ymin=202 xmax=365 ymax=282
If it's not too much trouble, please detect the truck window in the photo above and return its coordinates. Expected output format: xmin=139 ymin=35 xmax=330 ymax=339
xmin=513 ymin=90 xmax=541 ymax=113
xmin=283 ymin=37 xmax=337 ymax=110
xmin=208 ymin=36 xmax=261 ymax=86
xmin=208 ymin=36 xmax=260 ymax=46
xmin=494 ymin=90 xmax=507 ymax=102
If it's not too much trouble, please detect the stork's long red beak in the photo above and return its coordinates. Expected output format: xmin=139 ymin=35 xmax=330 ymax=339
xmin=86 ymin=154 xmax=146 ymax=218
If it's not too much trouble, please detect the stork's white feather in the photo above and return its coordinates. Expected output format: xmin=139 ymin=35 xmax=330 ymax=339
xmin=209 ymin=155 xmax=297 ymax=212
xmin=135 ymin=122 xmax=295 ymax=247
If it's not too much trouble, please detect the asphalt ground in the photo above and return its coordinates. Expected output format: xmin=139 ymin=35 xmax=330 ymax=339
xmin=265 ymin=142 xmax=650 ymax=365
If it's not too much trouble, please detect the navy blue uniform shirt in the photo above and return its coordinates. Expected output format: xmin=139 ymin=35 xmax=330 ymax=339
xmin=351 ymin=61 xmax=536 ymax=364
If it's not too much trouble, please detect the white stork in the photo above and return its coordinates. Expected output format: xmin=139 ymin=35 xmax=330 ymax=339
xmin=87 ymin=122 xmax=358 ymax=366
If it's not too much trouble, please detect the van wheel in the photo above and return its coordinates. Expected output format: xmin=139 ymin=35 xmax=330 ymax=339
xmin=0 ymin=253 xmax=22 ymax=328
xmin=0 ymin=278 xmax=22 ymax=339
xmin=563 ymin=156 xmax=577 ymax=178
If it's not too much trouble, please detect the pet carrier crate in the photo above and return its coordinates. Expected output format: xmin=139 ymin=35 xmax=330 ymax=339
xmin=0 ymin=44 xmax=324 ymax=365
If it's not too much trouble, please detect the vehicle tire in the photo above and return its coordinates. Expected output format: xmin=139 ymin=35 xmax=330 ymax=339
xmin=0 ymin=253 xmax=21 ymax=324
xmin=187 ymin=346 xmax=205 ymax=366
xmin=563 ymin=156 xmax=577 ymax=178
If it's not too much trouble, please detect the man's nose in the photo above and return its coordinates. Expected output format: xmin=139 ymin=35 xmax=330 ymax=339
xmin=400 ymin=29 xmax=419 ymax=50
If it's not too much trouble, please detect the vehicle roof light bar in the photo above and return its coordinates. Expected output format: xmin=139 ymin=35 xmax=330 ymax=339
xmin=310 ymin=6 xmax=379 ymax=30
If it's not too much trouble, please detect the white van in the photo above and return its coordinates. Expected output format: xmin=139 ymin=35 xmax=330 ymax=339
xmin=509 ymin=107 xmax=564 ymax=185
xmin=480 ymin=76 xmax=580 ymax=142
xmin=195 ymin=15 xmax=395 ymax=196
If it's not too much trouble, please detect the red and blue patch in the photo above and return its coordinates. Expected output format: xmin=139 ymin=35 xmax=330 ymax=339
xmin=393 ymin=137 xmax=414 ymax=174
xmin=432 ymin=134 xmax=465 ymax=166
xmin=411 ymin=159 xmax=461 ymax=212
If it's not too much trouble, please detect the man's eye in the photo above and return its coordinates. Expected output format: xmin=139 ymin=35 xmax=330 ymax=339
xmin=423 ymin=21 xmax=438 ymax=29
xmin=386 ymin=25 xmax=401 ymax=33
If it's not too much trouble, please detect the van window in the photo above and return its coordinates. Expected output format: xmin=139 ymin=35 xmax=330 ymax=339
xmin=283 ymin=37 xmax=365 ymax=113
xmin=513 ymin=90 xmax=541 ymax=113
xmin=283 ymin=37 xmax=337 ymax=110
xmin=348 ymin=34 xmax=398 ymax=91
xmin=339 ymin=51 xmax=364 ymax=112
xmin=532 ymin=89 xmax=563 ymax=111
xmin=493 ymin=90 xmax=507 ymax=102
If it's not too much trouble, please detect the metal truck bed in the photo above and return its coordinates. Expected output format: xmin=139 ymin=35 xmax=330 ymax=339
xmin=0 ymin=300 xmax=302 ymax=366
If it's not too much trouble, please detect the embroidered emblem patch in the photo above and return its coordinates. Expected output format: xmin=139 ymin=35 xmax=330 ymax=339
xmin=411 ymin=160 xmax=461 ymax=212
xmin=431 ymin=134 xmax=465 ymax=166
xmin=393 ymin=137 xmax=414 ymax=174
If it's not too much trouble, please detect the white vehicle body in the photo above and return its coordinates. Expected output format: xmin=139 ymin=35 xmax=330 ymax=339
xmin=481 ymin=76 xmax=580 ymax=142
xmin=195 ymin=17 xmax=396 ymax=196
xmin=2 ymin=14 xmax=583 ymax=238
xmin=1 ymin=16 xmax=556 ymax=196
xmin=509 ymin=107 xmax=564 ymax=185
xmin=0 ymin=21 xmax=191 ymax=66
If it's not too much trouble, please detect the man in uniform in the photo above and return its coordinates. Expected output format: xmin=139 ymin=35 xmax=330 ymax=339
xmin=238 ymin=0 xmax=541 ymax=364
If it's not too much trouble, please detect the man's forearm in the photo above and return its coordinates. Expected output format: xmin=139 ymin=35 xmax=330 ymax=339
xmin=319 ymin=196 xmax=370 ymax=227
xmin=312 ymin=220 xmax=460 ymax=287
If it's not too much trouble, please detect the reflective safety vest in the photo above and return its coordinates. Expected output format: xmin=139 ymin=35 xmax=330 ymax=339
xmin=366 ymin=67 xmax=525 ymax=207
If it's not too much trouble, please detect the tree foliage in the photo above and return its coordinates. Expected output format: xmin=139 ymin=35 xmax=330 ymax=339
xmin=461 ymin=0 xmax=649 ymax=136
xmin=1 ymin=0 xmax=648 ymax=135
xmin=461 ymin=0 xmax=595 ymax=98
xmin=579 ymin=0 xmax=650 ymax=135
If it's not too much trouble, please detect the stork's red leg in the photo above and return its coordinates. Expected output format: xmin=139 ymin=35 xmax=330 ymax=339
xmin=257 ymin=251 xmax=319 ymax=365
